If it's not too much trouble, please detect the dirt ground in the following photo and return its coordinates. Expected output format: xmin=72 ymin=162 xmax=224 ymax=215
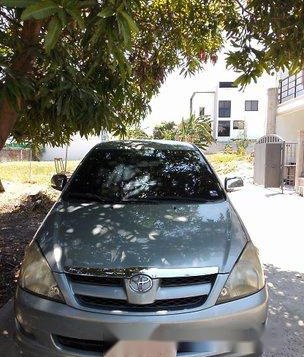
xmin=0 ymin=181 xmax=59 ymax=307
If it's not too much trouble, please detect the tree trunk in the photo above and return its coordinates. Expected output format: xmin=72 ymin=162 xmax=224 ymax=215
xmin=0 ymin=179 xmax=4 ymax=192
xmin=0 ymin=20 xmax=42 ymax=192
xmin=0 ymin=20 xmax=42 ymax=151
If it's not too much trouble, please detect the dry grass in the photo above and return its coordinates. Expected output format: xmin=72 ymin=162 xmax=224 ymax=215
xmin=0 ymin=161 xmax=80 ymax=185
xmin=0 ymin=154 xmax=252 ymax=185
xmin=207 ymin=153 xmax=253 ymax=175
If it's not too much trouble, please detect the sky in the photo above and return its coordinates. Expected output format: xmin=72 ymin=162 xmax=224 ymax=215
xmin=142 ymin=54 xmax=278 ymax=134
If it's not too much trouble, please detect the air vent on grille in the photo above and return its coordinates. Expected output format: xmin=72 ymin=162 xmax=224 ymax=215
xmin=55 ymin=335 xmax=115 ymax=353
xmin=68 ymin=274 xmax=123 ymax=287
xmin=75 ymin=295 xmax=207 ymax=312
xmin=68 ymin=273 xmax=216 ymax=288
xmin=161 ymin=274 xmax=216 ymax=287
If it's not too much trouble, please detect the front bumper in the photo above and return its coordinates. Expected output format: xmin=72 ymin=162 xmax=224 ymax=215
xmin=14 ymin=286 xmax=268 ymax=357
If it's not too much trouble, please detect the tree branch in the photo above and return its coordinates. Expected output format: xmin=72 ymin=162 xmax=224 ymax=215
xmin=234 ymin=0 xmax=254 ymax=17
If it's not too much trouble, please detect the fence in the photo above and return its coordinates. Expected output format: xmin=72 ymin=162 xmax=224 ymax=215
xmin=284 ymin=142 xmax=297 ymax=186
xmin=278 ymin=71 xmax=304 ymax=104
xmin=0 ymin=148 xmax=32 ymax=162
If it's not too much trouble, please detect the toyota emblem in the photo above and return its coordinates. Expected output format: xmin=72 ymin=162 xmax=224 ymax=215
xmin=129 ymin=274 xmax=153 ymax=293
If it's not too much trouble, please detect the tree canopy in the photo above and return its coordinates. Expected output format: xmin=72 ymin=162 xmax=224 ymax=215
xmin=0 ymin=0 xmax=233 ymax=149
xmin=0 ymin=0 xmax=304 ymax=149
xmin=151 ymin=115 xmax=213 ymax=149
xmin=176 ymin=115 xmax=213 ymax=149
xmin=153 ymin=121 xmax=177 ymax=140
xmin=226 ymin=0 xmax=304 ymax=87
xmin=119 ymin=125 xmax=149 ymax=140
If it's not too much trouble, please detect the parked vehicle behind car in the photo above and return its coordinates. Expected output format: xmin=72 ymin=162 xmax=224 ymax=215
xmin=15 ymin=140 xmax=267 ymax=357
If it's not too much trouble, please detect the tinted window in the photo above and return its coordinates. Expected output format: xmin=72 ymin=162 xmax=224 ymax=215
xmin=219 ymin=82 xmax=237 ymax=88
xmin=218 ymin=121 xmax=231 ymax=137
xmin=218 ymin=100 xmax=231 ymax=117
xmin=64 ymin=146 xmax=224 ymax=203
xmin=245 ymin=100 xmax=258 ymax=111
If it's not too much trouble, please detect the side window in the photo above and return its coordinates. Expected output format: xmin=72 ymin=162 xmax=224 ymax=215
xmin=218 ymin=121 xmax=231 ymax=137
xmin=219 ymin=82 xmax=237 ymax=88
xmin=199 ymin=106 xmax=205 ymax=117
xmin=233 ymin=120 xmax=245 ymax=130
xmin=245 ymin=100 xmax=258 ymax=111
xmin=218 ymin=100 xmax=231 ymax=117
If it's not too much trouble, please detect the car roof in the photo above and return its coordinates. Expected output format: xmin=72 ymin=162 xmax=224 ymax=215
xmin=93 ymin=140 xmax=196 ymax=151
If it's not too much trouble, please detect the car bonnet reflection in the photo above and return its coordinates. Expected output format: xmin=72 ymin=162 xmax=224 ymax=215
xmin=37 ymin=200 xmax=247 ymax=274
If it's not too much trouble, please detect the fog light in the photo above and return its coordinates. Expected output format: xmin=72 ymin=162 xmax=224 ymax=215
xmin=15 ymin=318 xmax=35 ymax=340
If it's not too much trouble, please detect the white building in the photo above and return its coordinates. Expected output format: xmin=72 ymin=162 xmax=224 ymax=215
xmin=266 ymin=70 xmax=304 ymax=194
xmin=276 ymin=71 xmax=304 ymax=142
xmin=41 ymin=132 xmax=109 ymax=161
xmin=191 ymin=80 xmax=271 ymax=142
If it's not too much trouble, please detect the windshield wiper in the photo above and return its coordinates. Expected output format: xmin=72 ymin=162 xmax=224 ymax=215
xmin=120 ymin=196 xmax=218 ymax=203
xmin=120 ymin=198 xmax=160 ymax=204
xmin=143 ymin=196 xmax=216 ymax=203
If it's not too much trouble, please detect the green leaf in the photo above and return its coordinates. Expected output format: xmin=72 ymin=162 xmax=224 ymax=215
xmin=98 ymin=6 xmax=114 ymax=18
xmin=66 ymin=7 xmax=85 ymax=29
xmin=44 ymin=16 xmax=61 ymax=53
xmin=57 ymin=8 xmax=67 ymax=26
xmin=0 ymin=0 xmax=37 ymax=7
xmin=21 ymin=0 xmax=58 ymax=20
xmin=119 ymin=10 xmax=139 ymax=33
xmin=118 ymin=16 xmax=131 ymax=48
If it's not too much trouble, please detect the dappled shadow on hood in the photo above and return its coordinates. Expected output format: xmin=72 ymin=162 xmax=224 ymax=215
xmin=37 ymin=199 xmax=246 ymax=274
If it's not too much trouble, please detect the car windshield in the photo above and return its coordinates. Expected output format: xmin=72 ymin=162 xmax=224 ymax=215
xmin=63 ymin=145 xmax=225 ymax=203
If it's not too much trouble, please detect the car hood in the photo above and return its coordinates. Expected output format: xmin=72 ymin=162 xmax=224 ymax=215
xmin=36 ymin=199 xmax=248 ymax=274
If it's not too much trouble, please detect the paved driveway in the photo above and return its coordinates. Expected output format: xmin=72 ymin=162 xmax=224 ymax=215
xmin=1 ymin=184 xmax=303 ymax=356
xmin=229 ymin=184 xmax=304 ymax=357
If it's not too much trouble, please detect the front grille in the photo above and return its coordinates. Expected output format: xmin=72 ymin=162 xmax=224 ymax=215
xmin=67 ymin=270 xmax=217 ymax=313
xmin=68 ymin=273 xmax=216 ymax=288
xmin=161 ymin=274 xmax=216 ymax=287
xmin=68 ymin=274 xmax=123 ymax=287
xmin=55 ymin=335 xmax=114 ymax=353
xmin=75 ymin=294 xmax=207 ymax=312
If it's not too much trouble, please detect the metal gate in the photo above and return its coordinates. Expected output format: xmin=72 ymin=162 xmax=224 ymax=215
xmin=284 ymin=142 xmax=297 ymax=186
xmin=254 ymin=135 xmax=285 ymax=191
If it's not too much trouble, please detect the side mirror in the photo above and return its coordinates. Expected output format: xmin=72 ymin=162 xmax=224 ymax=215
xmin=51 ymin=174 xmax=67 ymax=191
xmin=225 ymin=177 xmax=244 ymax=192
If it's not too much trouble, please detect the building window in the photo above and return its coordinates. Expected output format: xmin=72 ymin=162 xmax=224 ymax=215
xmin=219 ymin=82 xmax=237 ymax=88
xmin=233 ymin=120 xmax=245 ymax=130
xmin=199 ymin=107 xmax=205 ymax=117
xmin=218 ymin=121 xmax=231 ymax=137
xmin=218 ymin=100 xmax=231 ymax=117
xmin=245 ymin=100 xmax=258 ymax=111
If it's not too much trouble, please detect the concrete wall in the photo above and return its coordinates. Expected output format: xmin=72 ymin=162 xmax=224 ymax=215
xmin=0 ymin=148 xmax=31 ymax=162
xmin=266 ymin=88 xmax=278 ymax=134
xmin=41 ymin=134 xmax=108 ymax=161
xmin=276 ymin=110 xmax=304 ymax=142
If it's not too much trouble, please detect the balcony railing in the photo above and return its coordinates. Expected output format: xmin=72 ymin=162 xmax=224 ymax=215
xmin=278 ymin=71 xmax=304 ymax=104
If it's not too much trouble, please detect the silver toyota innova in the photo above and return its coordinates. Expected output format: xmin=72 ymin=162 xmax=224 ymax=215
xmin=15 ymin=140 xmax=267 ymax=357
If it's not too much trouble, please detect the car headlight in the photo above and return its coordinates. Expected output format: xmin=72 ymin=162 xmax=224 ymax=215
xmin=19 ymin=242 xmax=65 ymax=302
xmin=217 ymin=242 xmax=265 ymax=304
